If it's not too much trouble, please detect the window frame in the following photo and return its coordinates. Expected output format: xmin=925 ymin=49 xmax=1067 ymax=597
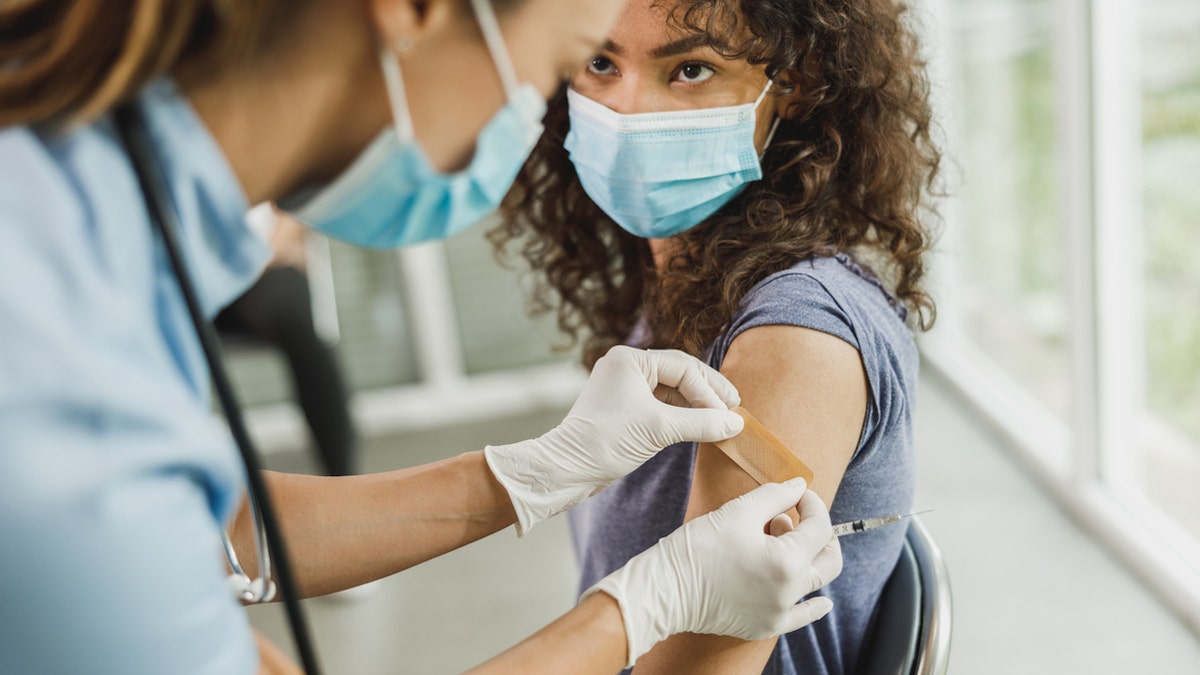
xmin=243 ymin=238 xmax=585 ymax=453
xmin=920 ymin=0 xmax=1200 ymax=636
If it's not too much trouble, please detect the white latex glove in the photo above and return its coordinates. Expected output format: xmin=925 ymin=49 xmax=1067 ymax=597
xmin=584 ymin=479 xmax=843 ymax=667
xmin=484 ymin=346 xmax=745 ymax=535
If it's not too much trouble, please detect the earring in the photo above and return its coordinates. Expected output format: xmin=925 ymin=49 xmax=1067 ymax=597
xmin=394 ymin=36 xmax=414 ymax=53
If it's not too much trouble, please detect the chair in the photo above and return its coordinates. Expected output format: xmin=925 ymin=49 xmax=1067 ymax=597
xmin=855 ymin=517 xmax=953 ymax=675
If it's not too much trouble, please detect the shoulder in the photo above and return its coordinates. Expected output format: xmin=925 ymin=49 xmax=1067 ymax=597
xmin=719 ymin=258 xmax=878 ymax=424
xmin=0 ymin=120 xmax=141 ymax=305
xmin=0 ymin=120 xmax=140 ymax=270
xmin=0 ymin=122 xmax=157 ymax=404
xmin=712 ymin=256 xmax=919 ymax=434
xmin=716 ymin=256 xmax=912 ymax=359
xmin=0 ymin=126 xmax=105 ymax=332
xmin=0 ymin=126 xmax=87 ymax=239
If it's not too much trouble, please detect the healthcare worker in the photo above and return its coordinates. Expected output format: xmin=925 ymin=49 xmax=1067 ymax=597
xmin=0 ymin=1 xmax=843 ymax=674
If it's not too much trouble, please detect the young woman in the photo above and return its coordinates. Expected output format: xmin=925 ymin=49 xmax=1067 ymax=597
xmin=495 ymin=0 xmax=940 ymax=673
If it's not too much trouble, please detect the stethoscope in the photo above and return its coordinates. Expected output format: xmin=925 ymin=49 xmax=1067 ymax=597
xmin=114 ymin=104 xmax=322 ymax=675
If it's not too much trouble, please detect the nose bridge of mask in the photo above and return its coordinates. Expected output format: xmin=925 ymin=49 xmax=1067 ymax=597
xmin=568 ymin=88 xmax=760 ymax=135
xmin=566 ymin=78 xmax=773 ymax=140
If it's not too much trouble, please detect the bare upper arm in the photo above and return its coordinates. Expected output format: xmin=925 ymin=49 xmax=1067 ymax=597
xmin=703 ymin=324 xmax=869 ymax=508
xmin=631 ymin=324 xmax=868 ymax=674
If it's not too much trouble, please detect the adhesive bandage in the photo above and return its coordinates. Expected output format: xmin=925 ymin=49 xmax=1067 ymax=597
xmin=714 ymin=407 xmax=815 ymax=485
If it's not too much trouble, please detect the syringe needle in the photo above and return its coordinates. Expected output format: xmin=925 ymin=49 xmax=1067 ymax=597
xmin=833 ymin=509 xmax=932 ymax=537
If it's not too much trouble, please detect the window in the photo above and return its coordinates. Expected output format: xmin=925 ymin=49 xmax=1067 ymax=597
xmin=226 ymin=241 xmax=420 ymax=409
xmin=954 ymin=0 xmax=1070 ymax=417
xmin=923 ymin=0 xmax=1200 ymax=635
xmin=231 ymin=224 xmax=581 ymax=447
xmin=444 ymin=223 xmax=573 ymax=374
xmin=1140 ymin=0 xmax=1200 ymax=543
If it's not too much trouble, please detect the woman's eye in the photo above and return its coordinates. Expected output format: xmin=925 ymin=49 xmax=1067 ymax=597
xmin=675 ymin=63 xmax=715 ymax=83
xmin=587 ymin=56 xmax=618 ymax=76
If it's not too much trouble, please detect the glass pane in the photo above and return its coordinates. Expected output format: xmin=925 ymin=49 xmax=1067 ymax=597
xmin=327 ymin=241 xmax=421 ymax=391
xmin=444 ymin=220 xmax=575 ymax=374
xmin=1140 ymin=0 xmax=1200 ymax=540
xmin=953 ymin=0 xmax=1070 ymax=416
xmin=226 ymin=239 xmax=421 ymax=409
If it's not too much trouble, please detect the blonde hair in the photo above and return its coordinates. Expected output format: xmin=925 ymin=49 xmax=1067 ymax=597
xmin=0 ymin=0 xmax=292 ymax=128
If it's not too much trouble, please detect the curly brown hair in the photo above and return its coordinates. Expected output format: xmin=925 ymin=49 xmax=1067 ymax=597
xmin=492 ymin=0 xmax=941 ymax=368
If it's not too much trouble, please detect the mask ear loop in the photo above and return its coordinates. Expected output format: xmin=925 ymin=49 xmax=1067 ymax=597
xmin=377 ymin=1 xmax=522 ymax=155
xmin=467 ymin=0 xmax=521 ymax=100
xmin=379 ymin=45 xmax=416 ymax=146
xmin=762 ymin=116 xmax=782 ymax=153
xmin=755 ymin=80 xmax=782 ymax=158
xmin=753 ymin=79 xmax=774 ymax=108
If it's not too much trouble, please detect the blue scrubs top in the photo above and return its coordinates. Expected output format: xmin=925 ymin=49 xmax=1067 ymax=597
xmin=0 ymin=81 xmax=269 ymax=674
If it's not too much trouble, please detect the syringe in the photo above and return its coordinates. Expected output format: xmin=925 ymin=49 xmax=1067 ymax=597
xmin=832 ymin=510 xmax=931 ymax=537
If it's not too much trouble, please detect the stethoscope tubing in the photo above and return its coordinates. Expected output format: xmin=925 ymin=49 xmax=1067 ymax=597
xmin=113 ymin=104 xmax=322 ymax=675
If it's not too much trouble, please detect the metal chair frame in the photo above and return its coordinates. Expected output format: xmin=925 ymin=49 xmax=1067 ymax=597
xmin=908 ymin=517 xmax=953 ymax=674
xmin=855 ymin=516 xmax=953 ymax=675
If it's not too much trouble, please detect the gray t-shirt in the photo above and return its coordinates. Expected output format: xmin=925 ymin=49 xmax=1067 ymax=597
xmin=569 ymin=255 xmax=918 ymax=675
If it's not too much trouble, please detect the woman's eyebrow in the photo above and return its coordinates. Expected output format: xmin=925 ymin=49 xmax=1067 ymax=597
xmin=602 ymin=34 xmax=733 ymax=59
xmin=650 ymin=34 xmax=733 ymax=58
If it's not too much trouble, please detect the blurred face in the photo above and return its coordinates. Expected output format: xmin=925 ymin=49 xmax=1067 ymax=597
xmin=569 ymin=0 xmax=783 ymax=153
xmin=394 ymin=0 xmax=624 ymax=171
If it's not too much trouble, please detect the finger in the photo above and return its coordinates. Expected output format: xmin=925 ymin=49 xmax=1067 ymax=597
xmin=721 ymin=478 xmax=807 ymax=524
xmin=773 ymin=491 xmax=835 ymax=560
xmin=768 ymin=514 xmax=795 ymax=537
xmin=793 ymin=490 xmax=834 ymax=540
xmin=781 ymin=596 xmax=834 ymax=634
xmin=660 ymin=406 xmax=744 ymax=444
xmin=646 ymin=350 xmax=740 ymax=409
xmin=807 ymin=538 xmax=844 ymax=590
xmin=652 ymin=383 xmax=683 ymax=407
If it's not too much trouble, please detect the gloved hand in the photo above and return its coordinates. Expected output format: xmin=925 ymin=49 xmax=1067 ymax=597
xmin=585 ymin=479 xmax=843 ymax=667
xmin=484 ymin=346 xmax=745 ymax=535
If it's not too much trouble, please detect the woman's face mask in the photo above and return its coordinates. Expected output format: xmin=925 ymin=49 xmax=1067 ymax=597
xmin=564 ymin=82 xmax=778 ymax=239
xmin=280 ymin=0 xmax=546 ymax=249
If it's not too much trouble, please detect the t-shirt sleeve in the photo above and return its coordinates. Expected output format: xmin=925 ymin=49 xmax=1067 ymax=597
xmin=723 ymin=271 xmax=860 ymax=352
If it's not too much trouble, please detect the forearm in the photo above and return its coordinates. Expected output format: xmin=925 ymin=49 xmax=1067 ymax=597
xmin=229 ymin=450 xmax=517 ymax=597
xmin=634 ymin=632 xmax=777 ymax=674
xmin=465 ymin=592 xmax=628 ymax=675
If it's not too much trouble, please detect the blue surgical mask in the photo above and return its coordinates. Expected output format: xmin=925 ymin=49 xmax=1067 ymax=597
xmin=564 ymin=84 xmax=778 ymax=239
xmin=282 ymin=0 xmax=545 ymax=248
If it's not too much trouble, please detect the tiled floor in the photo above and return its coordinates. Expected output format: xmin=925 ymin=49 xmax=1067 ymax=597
xmin=250 ymin=369 xmax=1200 ymax=673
